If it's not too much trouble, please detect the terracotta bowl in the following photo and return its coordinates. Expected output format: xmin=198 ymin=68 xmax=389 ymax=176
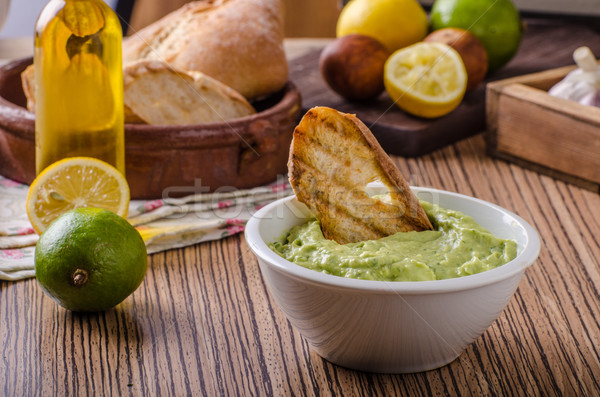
xmin=0 ymin=58 xmax=302 ymax=199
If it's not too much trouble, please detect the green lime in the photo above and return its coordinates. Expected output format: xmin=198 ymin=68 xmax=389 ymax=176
xmin=430 ymin=0 xmax=522 ymax=72
xmin=35 ymin=207 xmax=147 ymax=312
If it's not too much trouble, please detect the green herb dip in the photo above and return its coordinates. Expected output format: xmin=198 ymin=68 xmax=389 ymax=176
xmin=269 ymin=201 xmax=517 ymax=281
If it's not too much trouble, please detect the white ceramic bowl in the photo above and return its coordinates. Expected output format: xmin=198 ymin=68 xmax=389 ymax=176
xmin=244 ymin=187 xmax=540 ymax=373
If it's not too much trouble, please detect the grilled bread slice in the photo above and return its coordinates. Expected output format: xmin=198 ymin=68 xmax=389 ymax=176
xmin=288 ymin=106 xmax=433 ymax=244
xmin=22 ymin=59 xmax=256 ymax=125
xmin=123 ymin=59 xmax=255 ymax=125
xmin=20 ymin=64 xmax=145 ymax=124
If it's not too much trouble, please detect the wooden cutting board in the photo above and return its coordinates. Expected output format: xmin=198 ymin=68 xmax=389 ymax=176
xmin=288 ymin=20 xmax=600 ymax=157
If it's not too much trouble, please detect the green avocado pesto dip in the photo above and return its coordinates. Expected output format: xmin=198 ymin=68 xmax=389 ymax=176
xmin=269 ymin=201 xmax=517 ymax=281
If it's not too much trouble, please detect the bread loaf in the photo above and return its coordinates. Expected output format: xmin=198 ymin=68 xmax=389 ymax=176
xmin=123 ymin=60 xmax=256 ymax=125
xmin=122 ymin=0 xmax=288 ymax=99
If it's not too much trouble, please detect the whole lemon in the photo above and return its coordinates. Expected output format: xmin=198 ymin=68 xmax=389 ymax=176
xmin=430 ymin=0 xmax=522 ymax=72
xmin=336 ymin=0 xmax=428 ymax=53
xmin=35 ymin=207 xmax=147 ymax=312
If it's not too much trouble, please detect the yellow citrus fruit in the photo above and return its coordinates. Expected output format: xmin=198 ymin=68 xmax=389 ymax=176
xmin=384 ymin=42 xmax=467 ymax=118
xmin=35 ymin=207 xmax=147 ymax=312
xmin=26 ymin=157 xmax=130 ymax=234
xmin=336 ymin=0 xmax=428 ymax=53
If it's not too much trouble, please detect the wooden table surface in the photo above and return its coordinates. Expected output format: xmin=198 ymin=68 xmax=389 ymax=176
xmin=1 ymin=39 xmax=600 ymax=396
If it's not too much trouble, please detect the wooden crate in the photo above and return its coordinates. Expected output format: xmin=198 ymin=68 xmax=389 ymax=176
xmin=486 ymin=65 xmax=600 ymax=193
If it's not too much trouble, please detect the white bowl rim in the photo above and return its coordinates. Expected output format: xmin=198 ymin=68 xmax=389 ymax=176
xmin=245 ymin=187 xmax=541 ymax=294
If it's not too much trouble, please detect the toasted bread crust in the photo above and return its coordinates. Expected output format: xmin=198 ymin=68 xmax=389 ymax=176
xmin=288 ymin=106 xmax=433 ymax=244
xmin=21 ymin=64 xmax=146 ymax=123
xmin=122 ymin=0 xmax=288 ymax=99
xmin=123 ymin=59 xmax=255 ymax=125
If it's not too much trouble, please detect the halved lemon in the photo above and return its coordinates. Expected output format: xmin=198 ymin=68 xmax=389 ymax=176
xmin=384 ymin=42 xmax=467 ymax=118
xmin=26 ymin=157 xmax=130 ymax=234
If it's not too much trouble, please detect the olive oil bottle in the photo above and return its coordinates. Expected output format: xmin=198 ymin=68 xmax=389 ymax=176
xmin=34 ymin=0 xmax=125 ymax=174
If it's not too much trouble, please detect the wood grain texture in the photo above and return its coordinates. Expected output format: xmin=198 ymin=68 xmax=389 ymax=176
xmin=127 ymin=0 xmax=341 ymax=39
xmin=289 ymin=20 xmax=600 ymax=157
xmin=487 ymin=69 xmax=600 ymax=192
xmin=1 ymin=135 xmax=599 ymax=395
xmin=495 ymin=84 xmax=600 ymax=183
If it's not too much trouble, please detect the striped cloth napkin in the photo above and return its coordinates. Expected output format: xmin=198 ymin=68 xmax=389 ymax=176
xmin=0 ymin=175 xmax=293 ymax=281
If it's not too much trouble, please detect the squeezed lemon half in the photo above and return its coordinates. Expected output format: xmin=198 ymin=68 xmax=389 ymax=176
xmin=384 ymin=42 xmax=467 ymax=119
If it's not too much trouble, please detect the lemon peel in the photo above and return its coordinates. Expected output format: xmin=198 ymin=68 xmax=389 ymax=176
xmin=384 ymin=42 xmax=467 ymax=118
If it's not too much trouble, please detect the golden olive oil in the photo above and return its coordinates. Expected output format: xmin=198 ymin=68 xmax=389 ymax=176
xmin=34 ymin=0 xmax=124 ymax=175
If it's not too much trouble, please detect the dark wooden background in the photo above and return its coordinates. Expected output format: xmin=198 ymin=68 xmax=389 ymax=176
xmin=289 ymin=20 xmax=600 ymax=156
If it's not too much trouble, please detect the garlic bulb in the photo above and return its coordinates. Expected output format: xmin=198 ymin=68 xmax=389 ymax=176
xmin=578 ymin=90 xmax=600 ymax=107
xmin=548 ymin=46 xmax=600 ymax=107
